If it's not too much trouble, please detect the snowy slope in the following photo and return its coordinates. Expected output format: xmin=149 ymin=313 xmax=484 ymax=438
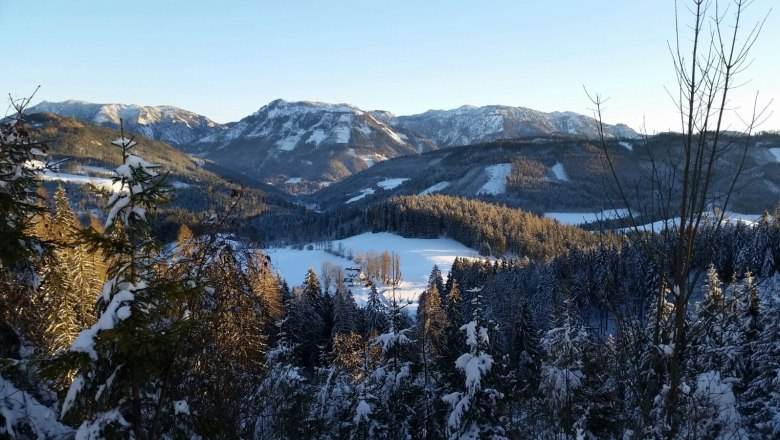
xmin=191 ymin=99 xmax=436 ymax=189
xmin=476 ymin=164 xmax=511 ymax=195
xmin=551 ymin=162 xmax=569 ymax=181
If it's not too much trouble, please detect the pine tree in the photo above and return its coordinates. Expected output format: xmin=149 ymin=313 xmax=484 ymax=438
xmin=0 ymin=96 xmax=47 ymax=269
xmin=249 ymin=250 xmax=283 ymax=340
xmin=418 ymin=285 xmax=448 ymax=358
xmin=363 ymin=283 xmax=388 ymax=337
xmin=302 ymin=267 xmax=322 ymax=304
xmin=429 ymin=265 xmax=445 ymax=298
xmin=36 ymin=186 xmax=101 ymax=354
xmin=351 ymin=302 xmax=417 ymax=440
xmin=742 ymin=276 xmax=780 ymax=437
xmin=538 ymin=304 xmax=590 ymax=438
xmin=56 ymin=125 xmax=198 ymax=437
xmin=0 ymin=96 xmax=48 ymax=363
xmin=332 ymin=283 xmax=358 ymax=337
xmin=508 ymin=301 xmax=540 ymax=397
xmin=442 ymin=295 xmax=506 ymax=439
xmin=417 ymin=284 xmax=449 ymax=439
xmin=251 ymin=325 xmax=311 ymax=439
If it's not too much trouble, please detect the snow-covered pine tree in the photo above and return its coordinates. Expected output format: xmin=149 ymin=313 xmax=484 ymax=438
xmin=363 ymin=283 xmax=389 ymax=337
xmin=689 ymin=265 xmax=744 ymax=379
xmin=0 ymin=93 xmax=47 ymax=270
xmin=0 ymin=94 xmax=77 ymax=438
xmin=56 ymin=123 xmax=199 ymax=438
xmin=537 ymin=303 xmax=590 ymax=438
xmin=251 ymin=323 xmax=311 ymax=439
xmin=350 ymin=297 xmax=417 ymax=439
xmin=742 ymin=275 xmax=780 ymax=437
xmin=442 ymin=295 xmax=506 ymax=440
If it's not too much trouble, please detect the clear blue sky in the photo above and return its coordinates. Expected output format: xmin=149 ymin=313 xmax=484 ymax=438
xmin=1 ymin=1 xmax=777 ymax=132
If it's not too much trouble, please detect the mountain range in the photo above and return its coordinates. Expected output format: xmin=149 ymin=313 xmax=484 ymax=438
xmin=20 ymin=107 xmax=780 ymax=228
xmin=28 ymin=99 xmax=638 ymax=192
xmin=29 ymin=100 xmax=225 ymax=146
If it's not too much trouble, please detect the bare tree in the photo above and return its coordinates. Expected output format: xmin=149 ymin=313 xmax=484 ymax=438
xmin=321 ymin=261 xmax=335 ymax=294
xmin=589 ymin=0 xmax=770 ymax=437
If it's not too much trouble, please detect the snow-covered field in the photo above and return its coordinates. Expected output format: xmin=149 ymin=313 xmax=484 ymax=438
xmin=545 ymin=209 xmax=629 ymax=226
xmin=477 ymin=163 xmax=511 ymax=195
xmin=345 ymin=188 xmax=376 ymax=204
xmin=41 ymin=170 xmax=116 ymax=191
xmin=419 ymin=181 xmax=450 ymax=195
xmin=623 ymin=212 xmax=764 ymax=233
xmin=376 ymin=178 xmax=410 ymax=190
xmin=551 ymin=162 xmax=569 ymax=181
xmin=263 ymin=232 xmax=482 ymax=309
xmin=546 ymin=209 xmax=762 ymax=229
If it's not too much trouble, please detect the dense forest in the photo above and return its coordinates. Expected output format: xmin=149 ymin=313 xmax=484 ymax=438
xmin=256 ymin=194 xmax=606 ymax=260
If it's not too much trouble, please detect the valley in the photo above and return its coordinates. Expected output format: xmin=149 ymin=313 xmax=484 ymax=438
xmin=6 ymin=87 xmax=780 ymax=439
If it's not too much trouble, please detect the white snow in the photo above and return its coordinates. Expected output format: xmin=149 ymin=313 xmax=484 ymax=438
xmin=619 ymin=141 xmax=633 ymax=151
xmin=545 ymin=209 xmax=629 ymax=226
xmin=170 ymin=181 xmax=191 ymax=189
xmin=354 ymin=400 xmax=372 ymax=425
xmin=694 ymin=371 xmax=743 ymax=438
xmin=306 ymin=129 xmax=327 ymax=146
xmin=769 ymin=148 xmax=780 ymax=162
xmin=551 ymin=162 xmax=569 ymax=181
xmin=40 ymin=170 xmax=117 ymax=191
xmin=79 ymin=165 xmax=114 ymax=175
xmin=345 ymin=188 xmax=376 ymax=204
xmin=276 ymin=132 xmax=303 ymax=151
xmin=173 ymin=400 xmax=191 ymax=416
xmin=1 ymin=376 xmax=73 ymax=437
xmin=70 ymin=280 xmax=140 ymax=361
xmin=284 ymin=177 xmax=303 ymax=184
xmin=332 ymin=125 xmax=351 ymax=144
xmin=263 ymin=232 xmax=481 ymax=308
xmin=376 ymin=178 xmax=410 ymax=190
xmin=625 ymin=212 xmax=764 ymax=233
xmin=476 ymin=163 xmax=511 ymax=195
xmin=419 ymin=181 xmax=450 ymax=195
xmin=380 ymin=124 xmax=406 ymax=144
xmin=358 ymin=153 xmax=388 ymax=168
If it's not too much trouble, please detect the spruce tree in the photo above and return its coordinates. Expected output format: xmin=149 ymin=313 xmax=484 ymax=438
xmin=57 ymin=125 xmax=198 ymax=437
xmin=538 ymin=304 xmax=590 ymax=438
xmin=442 ymin=295 xmax=506 ymax=439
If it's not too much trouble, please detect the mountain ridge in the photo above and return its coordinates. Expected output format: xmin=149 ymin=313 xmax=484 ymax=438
xmin=29 ymin=99 xmax=640 ymax=192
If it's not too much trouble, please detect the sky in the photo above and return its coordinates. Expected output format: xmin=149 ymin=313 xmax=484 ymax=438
xmin=1 ymin=1 xmax=778 ymax=133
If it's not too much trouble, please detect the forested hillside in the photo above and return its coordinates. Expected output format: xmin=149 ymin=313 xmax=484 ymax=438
xmin=26 ymin=112 xmax=296 ymax=241
xmin=255 ymin=194 xmax=606 ymax=259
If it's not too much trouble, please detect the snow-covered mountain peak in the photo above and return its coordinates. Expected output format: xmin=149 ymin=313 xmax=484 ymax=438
xmin=256 ymin=99 xmax=366 ymax=120
xmin=396 ymin=104 xmax=638 ymax=147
